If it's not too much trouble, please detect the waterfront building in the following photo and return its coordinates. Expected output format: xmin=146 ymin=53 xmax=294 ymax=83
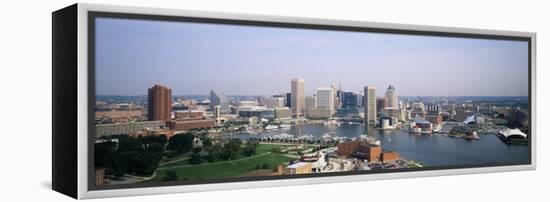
xmin=274 ymin=107 xmax=292 ymax=120
xmin=337 ymin=140 xmax=362 ymax=156
xmin=237 ymin=106 xmax=275 ymax=119
xmin=210 ymin=90 xmax=230 ymax=112
xmin=341 ymin=91 xmax=359 ymax=109
xmin=291 ymin=79 xmax=305 ymax=117
xmin=305 ymin=108 xmax=333 ymax=119
xmin=337 ymin=91 xmax=361 ymax=117
xmin=364 ymin=86 xmax=377 ymax=125
xmin=381 ymin=151 xmax=400 ymax=162
xmin=305 ymin=95 xmax=317 ymax=110
xmin=317 ymin=87 xmax=334 ymax=111
xmin=362 ymin=144 xmax=382 ymax=162
xmin=379 ymin=116 xmax=397 ymax=129
xmin=384 ymin=85 xmax=398 ymax=108
xmin=147 ymin=84 xmax=172 ymax=121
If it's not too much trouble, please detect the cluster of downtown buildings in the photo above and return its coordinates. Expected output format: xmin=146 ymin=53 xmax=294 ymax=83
xmin=94 ymin=78 xmax=426 ymax=137
xmin=95 ymin=77 xmax=527 ymax=139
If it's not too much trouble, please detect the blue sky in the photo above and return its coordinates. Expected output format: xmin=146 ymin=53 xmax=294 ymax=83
xmin=95 ymin=17 xmax=529 ymax=97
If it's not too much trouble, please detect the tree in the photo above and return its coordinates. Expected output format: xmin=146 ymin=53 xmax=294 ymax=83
xmin=112 ymin=151 xmax=140 ymax=177
xmin=242 ymin=141 xmax=258 ymax=157
xmin=141 ymin=135 xmax=168 ymax=146
xmin=189 ymin=152 xmax=203 ymax=165
xmin=262 ymin=163 xmax=269 ymax=169
xmin=94 ymin=141 xmax=116 ymax=168
xmin=163 ymin=170 xmax=179 ymax=181
xmin=221 ymin=139 xmax=242 ymax=160
xmin=167 ymin=133 xmax=194 ymax=153
xmin=205 ymin=144 xmax=223 ymax=163
xmin=202 ymin=137 xmax=213 ymax=147
xmin=117 ymin=136 xmax=143 ymax=152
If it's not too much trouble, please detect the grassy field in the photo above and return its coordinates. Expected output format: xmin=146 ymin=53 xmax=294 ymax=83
xmin=153 ymin=144 xmax=294 ymax=181
xmin=154 ymin=152 xmax=293 ymax=181
xmin=158 ymin=144 xmax=284 ymax=168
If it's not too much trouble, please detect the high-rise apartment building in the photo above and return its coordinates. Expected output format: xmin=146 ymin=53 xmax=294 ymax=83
xmin=364 ymin=86 xmax=377 ymax=125
xmin=291 ymin=79 xmax=305 ymax=117
xmin=148 ymin=84 xmax=172 ymax=121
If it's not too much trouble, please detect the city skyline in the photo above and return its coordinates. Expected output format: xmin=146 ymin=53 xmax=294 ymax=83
xmin=95 ymin=17 xmax=529 ymax=97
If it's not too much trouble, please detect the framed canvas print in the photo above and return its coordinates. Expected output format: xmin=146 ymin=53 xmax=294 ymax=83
xmin=52 ymin=3 xmax=536 ymax=199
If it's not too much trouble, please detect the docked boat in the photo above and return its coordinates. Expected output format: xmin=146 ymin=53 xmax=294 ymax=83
xmin=265 ymin=125 xmax=279 ymax=130
xmin=279 ymin=124 xmax=291 ymax=129
xmin=432 ymin=124 xmax=442 ymax=133
xmin=464 ymin=131 xmax=480 ymax=140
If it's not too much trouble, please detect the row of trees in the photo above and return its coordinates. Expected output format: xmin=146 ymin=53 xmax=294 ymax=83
xmin=95 ymin=135 xmax=167 ymax=177
xmin=95 ymin=131 xmax=261 ymax=179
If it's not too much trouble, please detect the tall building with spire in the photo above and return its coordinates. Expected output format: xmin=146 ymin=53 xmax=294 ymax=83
xmin=364 ymin=86 xmax=377 ymax=125
xmin=291 ymin=79 xmax=305 ymax=117
xmin=385 ymin=85 xmax=398 ymax=109
xmin=147 ymin=84 xmax=172 ymax=121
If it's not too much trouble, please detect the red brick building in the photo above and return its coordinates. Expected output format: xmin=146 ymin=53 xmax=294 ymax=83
xmin=337 ymin=141 xmax=362 ymax=156
xmin=381 ymin=151 xmax=400 ymax=162
xmin=357 ymin=144 xmax=381 ymax=162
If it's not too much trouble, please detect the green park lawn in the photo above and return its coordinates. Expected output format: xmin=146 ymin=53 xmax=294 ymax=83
xmin=153 ymin=144 xmax=293 ymax=181
xmin=158 ymin=143 xmax=284 ymax=168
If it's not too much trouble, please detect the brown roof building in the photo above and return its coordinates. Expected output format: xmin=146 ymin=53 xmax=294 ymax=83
xmin=148 ymin=84 xmax=172 ymax=121
xmin=337 ymin=140 xmax=362 ymax=157
xmin=381 ymin=151 xmax=400 ymax=162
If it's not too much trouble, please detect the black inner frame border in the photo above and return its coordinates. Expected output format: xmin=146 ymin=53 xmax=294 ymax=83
xmin=88 ymin=11 xmax=532 ymax=191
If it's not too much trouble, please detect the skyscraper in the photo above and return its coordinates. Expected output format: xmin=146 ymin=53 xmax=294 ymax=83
xmin=147 ymin=84 xmax=172 ymax=121
xmin=385 ymin=85 xmax=398 ymax=109
xmin=317 ymin=87 xmax=334 ymax=111
xmin=210 ymin=90 xmax=229 ymax=112
xmin=364 ymin=86 xmax=377 ymax=125
xmin=291 ymin=79 xmax=305 ymax=117
xmin=285 ymin=92 xmax=292 ymax=108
